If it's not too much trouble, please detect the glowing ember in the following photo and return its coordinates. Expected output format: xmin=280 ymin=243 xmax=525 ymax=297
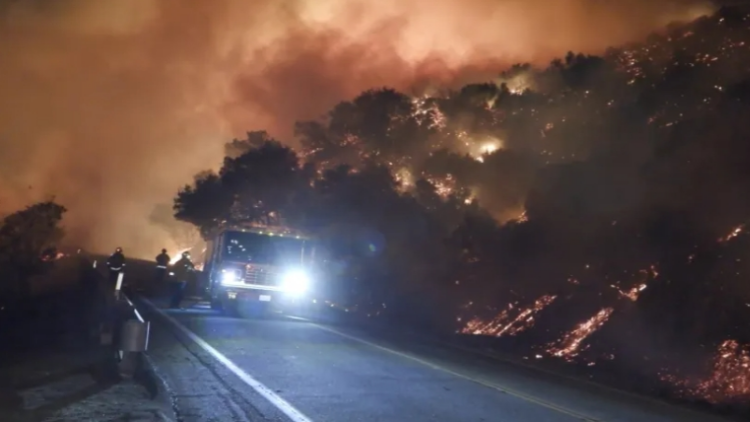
xmin=612 ymin=265 xmax=657 ymax=302
xmin=666 ymin=340 xmax=750 ymax=404
xmin=694 ymin=340 xmax=750 ymax=403
xmin=461 ymin=295 xmax=557 ymax=337
xmin=648 ymin=264 xmax=659 ymax=279
xmin=411 ymin=95 xmax=446 ymax=130
xmin=547 ymin=308 xmax=614 ymax=361
xmin=615 ymin=283 xmax=647 ymax=301
xmin=719 ymin=224 xmax=744 ymax=243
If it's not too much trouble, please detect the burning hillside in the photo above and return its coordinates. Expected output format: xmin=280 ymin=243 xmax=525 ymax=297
xmin=172 ymin=4 xmax=750 ymax=412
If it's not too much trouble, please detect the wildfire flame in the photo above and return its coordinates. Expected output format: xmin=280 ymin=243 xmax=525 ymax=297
xmin=427 ymin=174 xmax=456 ymax=198
xmin=394 ymin=167 xmax=415 ymax=190
xmin=547 ymin=308 xmax=614 ymax=361
xmin=480 ymin=142 xmax=500 ymax=155
xmin=467 ymin=137 xmax=503 ymax=162
xmin=170 ymin=247 xmax=191 ymax=265
xmin=496 ymin=72 xmax=534 ymax=95
xmin=461 ymin=295 xmax=557 ymax=337
xmin=411 ymin=95 xmax=446 ymax=130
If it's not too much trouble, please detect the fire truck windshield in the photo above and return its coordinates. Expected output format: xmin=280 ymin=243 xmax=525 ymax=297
xmin=223 ymin=231 xmax=306 ymax=266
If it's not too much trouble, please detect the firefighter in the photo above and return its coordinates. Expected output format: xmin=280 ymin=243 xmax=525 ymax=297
xmin=106 ymin=247 xmax=126 ymax=283
xmin=155 ymin=248 xmax=170 ymax=282
xmin=169 ymin=251 xmax=194 ymax=309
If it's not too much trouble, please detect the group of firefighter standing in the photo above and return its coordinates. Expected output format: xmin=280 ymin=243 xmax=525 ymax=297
xmin=106 ymin=247 xmax=195 ymax=309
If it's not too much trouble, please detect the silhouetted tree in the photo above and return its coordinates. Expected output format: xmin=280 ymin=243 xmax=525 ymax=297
xmin=0 ymin=201 xmax=67 ymax=296
xmin=174 ymin=171 xmax=233 ymax=238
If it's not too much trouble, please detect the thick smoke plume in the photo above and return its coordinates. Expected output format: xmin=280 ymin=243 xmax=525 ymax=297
xmin=0 ymin=0 xmax=713 ymax=256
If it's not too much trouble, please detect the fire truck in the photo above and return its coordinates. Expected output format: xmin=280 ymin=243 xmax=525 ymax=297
xmin=200 ymin=224 xmax=316 ymax=314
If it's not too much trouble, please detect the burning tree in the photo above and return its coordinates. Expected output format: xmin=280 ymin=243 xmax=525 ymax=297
xmin=171 ymin=5 xmax=750 ymax=409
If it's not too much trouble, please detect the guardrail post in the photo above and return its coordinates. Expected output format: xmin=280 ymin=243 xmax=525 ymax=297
xmin=120 ymin=319 xmax=150 ymax=352
xmin=117 ymin=318 xmax=150 ymax=379
xmin=99 ymin=268 xmax=120 ymax=345
xmin=89 ymin=264 xmax=151 ymax=379
xmin=115 ymin=272 xmax=124 ymax=293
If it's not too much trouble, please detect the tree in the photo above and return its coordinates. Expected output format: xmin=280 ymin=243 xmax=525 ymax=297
xmin=297 ymin=88 xmax=432 ymax=169
xmin=224 ymin=131 xmax=275 ymax=159
xmin=175 ymin=140 xmax=316 ymax=236
xmin=174 ymin=171 xmax=233 ymax=238
xmin=220 ymin=140 xmax=314 ymax=226
xmin=0 ymin=201 xmax=67 ymax=296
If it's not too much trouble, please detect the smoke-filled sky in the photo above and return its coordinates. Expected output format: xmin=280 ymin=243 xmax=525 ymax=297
xmin=0 ymin=0 xmax=715 ymax=256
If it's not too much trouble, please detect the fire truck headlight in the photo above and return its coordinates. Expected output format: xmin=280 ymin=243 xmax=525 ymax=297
xmin=221 ymin=269 xmax=241 ymax=285
xmin=282 ymin=269 xmax=310 ymax=295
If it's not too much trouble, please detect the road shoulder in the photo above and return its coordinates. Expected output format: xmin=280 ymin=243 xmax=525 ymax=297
xmin=0 ymin=266 xmax=174 ymax=422
xmin=137 ymin=300 xmax=297 ymax=422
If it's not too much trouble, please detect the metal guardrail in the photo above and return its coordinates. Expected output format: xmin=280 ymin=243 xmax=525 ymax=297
xmin=93 ymin=260 xmax=150 ymax=379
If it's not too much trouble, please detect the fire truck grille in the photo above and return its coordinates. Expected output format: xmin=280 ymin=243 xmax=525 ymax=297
xmin=244 ymin=265 xmax=277 ymax=286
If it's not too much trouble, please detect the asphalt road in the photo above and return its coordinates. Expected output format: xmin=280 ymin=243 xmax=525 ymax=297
xmin=133 ymin=296 xmax=736 ymax=422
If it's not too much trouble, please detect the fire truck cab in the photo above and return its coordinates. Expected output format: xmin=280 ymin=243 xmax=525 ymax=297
xmin=201 ymin=225 xmax=315 ymax=314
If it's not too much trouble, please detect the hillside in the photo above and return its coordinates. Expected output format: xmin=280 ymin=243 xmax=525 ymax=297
xmin=174 ymin=5 xmax=750 ymax=409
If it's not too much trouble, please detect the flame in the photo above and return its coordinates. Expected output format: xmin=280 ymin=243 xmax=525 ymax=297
xmin=481 ymin=142 xmax=499 ymax=154
xmin=394 ymin=167 xmax=415 ymax=190
xmin=547 ymin=307 xmax=614 ymax=361
xmin=411 ymin=96 xmax=446 ymax=130
xmin=496 ymin=72 xmax=534 ymax=95
xmin=426 ymin=174 xmax=456 ymax=198
xmin=466 ymin=136 xmax=503 ymax=162
xmin=170 ymin=247 xmax=191 ymax=265
xmin=461 ymin=294 xmax=557 ymax=337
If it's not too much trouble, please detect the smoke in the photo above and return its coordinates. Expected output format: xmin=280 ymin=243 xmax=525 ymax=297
xmin=0 ymin=0 xmax=714 ymax=257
